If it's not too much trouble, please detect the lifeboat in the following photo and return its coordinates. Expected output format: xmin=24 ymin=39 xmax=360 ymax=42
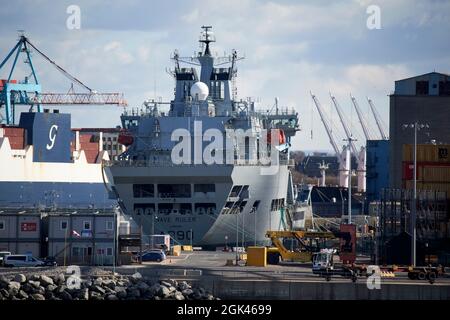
xmin=118 ymin=130 xmax=134 ymax=146
xmin=266 ymin=129 xmax=286 ymax=145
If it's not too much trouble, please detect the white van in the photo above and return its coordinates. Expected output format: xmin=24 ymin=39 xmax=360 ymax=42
xmin=3 ymin=254 xmax=44 ymax=267
xmin=0 ymin=251 xmax=11 ymax=265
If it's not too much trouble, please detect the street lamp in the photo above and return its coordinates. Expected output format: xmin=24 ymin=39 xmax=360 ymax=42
xmin=343 ymin=136 xmax=357 ymax=224
xmin=402 ymin=122 xmax=429 ymax=267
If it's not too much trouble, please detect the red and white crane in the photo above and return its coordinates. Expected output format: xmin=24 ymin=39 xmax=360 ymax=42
xmin=330 ymin=93 xmax=366 ymax=192
xmin=310 ymin=91 xmax=350 ymax=188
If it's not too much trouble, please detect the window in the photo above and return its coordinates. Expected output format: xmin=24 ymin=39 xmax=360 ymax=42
xmin=83 ymin=221 xmax=91 ymax=230
xmin=133 ymin=184 xmax=154 ymax=198
xmin=60 ymin=221 xmax=68 ymax=230
xmin=134 ymin=203 xmax=155 ymax=215
xmin=194 ymin=184 xmax=215 ymax=193
xmin=106 ymin=248 xmax=113 ymax=256
xmin=106 ymin=221 xmax=113 ymax=231
xmin=158 ymin=184 xmax=191 ymax=198
xmin=0 ymin=220 xmax=4 ymax=230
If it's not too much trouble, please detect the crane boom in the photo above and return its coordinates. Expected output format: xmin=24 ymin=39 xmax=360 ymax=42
xmin=310 ymin=91 xmax=341 ymax=156
xmin=367 ymin=98 xmax=388 ymax=140
xmin=350 ymin=94 xmax=373 ymax=141
xmin=330 ymin=93 xmax=358 ymax=156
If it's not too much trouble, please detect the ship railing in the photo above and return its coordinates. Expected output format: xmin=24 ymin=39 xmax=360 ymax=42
xmin=105 ymin=159 xmax=292 ymax=167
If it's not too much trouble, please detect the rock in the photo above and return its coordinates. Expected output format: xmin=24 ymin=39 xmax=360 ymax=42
xmin=106 ymin=294 xmax=118 ymax=301
xmin=137 ymin=281 xmax=149 ymax=292
xmin=158 ymin=286 xmax=171 ymax=298
xmin=130 ymin=273 xmax=142 ymax=284
xmin=44 ymin=291 xmax=55 ymax=300
xmin=8 ymin=281 xmax=21 ymax=291
xmin=168 ymin=279 xmax=178 ymax=287
xmin=30 ymin=274 xmax=41 ymax=281
xmin=28 ymin=280 xmax=40 ymax=289
xmin=206 ymin=293 xmax=214 ymax=300
xmin=148 ymin=284 xmax=161 ymax=296
xmin=46 ymin=284 xmax=58 ymax=292
xmin=103 ymin=279 xmax=116 ymax=290
xmin=114 ymin=286 xmax=127 ymax=299
xmin=14 ymin=274 xmax=27 ymax=284
xmin=34 ymin=286 xmax=46 ymax=295
xmin=78 ymin=288 xmax=89 ymax=300
xmin=0 ymin=276 xmax=10 ymax=288
xmin=0 ymin=289 xmax=9 ymax=299
xmin=90 ymin=291 xmax=104 ymax=300
xmin=59 ymin=290 xmax=73 ymax=301
xmin=160 ymin=280 xmax=171 ymax=288
xmin=178 ymin=281 xmax=190 ymax=291
xmin=92 ymin=285 xmax=106 ymax=295
xmin=17 ymin=290 xmax=28 ymax=300
xmin=167 ymin=286 xmax=176 ymax=293
xmin=128 ymin=288 xmax=141 ymax=298
xmin=56 ymin=285 xmax=67 ymax=294
xmin=93 ymin=277 xmax=103 ymax=286
xmin=21 ymin=283 xmax=33 ymax=293
xmin=31 ymin=293 xmax=46 ymax=300
xmin=174 ymin=291 xmax=185 ymax=300
xmin=54 ymin=273 xmax=65 ymax=285
xmin=39 ymin=275 xmax=54 ymax=286
xmin=182 ymin=289 xmax=193 ymax=297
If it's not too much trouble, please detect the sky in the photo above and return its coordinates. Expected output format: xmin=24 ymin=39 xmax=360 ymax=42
xmin=0 ymin=0 xmax=449 ymax=152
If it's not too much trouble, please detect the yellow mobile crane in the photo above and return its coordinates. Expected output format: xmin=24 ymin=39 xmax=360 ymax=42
xmin=265 ymin=230 xmax=353 ymax=264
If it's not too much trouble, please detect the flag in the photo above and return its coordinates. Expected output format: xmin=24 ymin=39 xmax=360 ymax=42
xmin=72 ymin=230 xmax=81 ymax=237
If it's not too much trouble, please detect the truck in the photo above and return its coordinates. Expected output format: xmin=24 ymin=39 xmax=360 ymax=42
xmin=265 ymin=228 xmax=355 ymax=265
xmin=312 ymin=249 xmax=445 ymax=284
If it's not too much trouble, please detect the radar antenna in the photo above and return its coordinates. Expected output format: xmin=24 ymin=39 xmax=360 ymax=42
xmin=199 ymin=25 xmax=215 ymax=56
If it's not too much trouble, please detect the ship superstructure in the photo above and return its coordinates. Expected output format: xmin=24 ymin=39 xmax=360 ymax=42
xmin=108 ymin=27 xmax=300 ymax=246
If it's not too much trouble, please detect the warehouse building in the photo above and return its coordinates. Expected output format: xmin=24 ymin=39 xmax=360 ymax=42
xmin=389 ymin=72 xmax=450 ymax=189
xmin=47 ymin=209 xmax=121 ymax=265
xmin=0 ymin=210 xmax=45 ymax=257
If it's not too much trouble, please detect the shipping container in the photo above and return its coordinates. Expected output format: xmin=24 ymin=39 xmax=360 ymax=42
xmin=423 ymin=165 xmax=450 ymax=182
xmin=404 ymin=180 xmax=450 ymax=197
xmin=403 ymin=144 xmax=450 ymax=163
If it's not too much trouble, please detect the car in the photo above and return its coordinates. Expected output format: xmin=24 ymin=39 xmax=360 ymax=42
xmin=0 ymin=251 xmax=11 ymax=266
xmin=42 ymin=256 xmax=58 ymax=267
xmin=3 ymin=254 xmax=45 ymax=267
xmin=140 ymin=251 xmax=166 ymax=262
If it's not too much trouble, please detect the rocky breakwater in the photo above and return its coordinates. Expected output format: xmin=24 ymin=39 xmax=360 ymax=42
xmin=0 ymin=273 xmax=218 ymax=301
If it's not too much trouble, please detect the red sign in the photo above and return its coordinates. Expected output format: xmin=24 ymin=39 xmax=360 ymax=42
xmin=21 ymin=222 xmax=37 ymax=232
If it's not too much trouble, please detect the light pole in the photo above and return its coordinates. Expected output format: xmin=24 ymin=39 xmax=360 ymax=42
xmin=402 ymin=122 xmax=429 ymax=267
xmin=253 ymin=207 xmax=257 ymax=247
xmin=343 ymin=137 xmax=357 ymax=224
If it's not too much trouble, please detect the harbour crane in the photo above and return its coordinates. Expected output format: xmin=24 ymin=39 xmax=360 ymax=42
xmin=350 ymin=94 xmax=375 ymax=141
xmin=0 ymin=34 xmax=127 ymax=124
xmin=310 ymin=91 xmax=350 ymax=188
xmin=330 ymin=93 xmax=366 ymax=192
xmin=367 ymin=97 xmax=388 ymax=140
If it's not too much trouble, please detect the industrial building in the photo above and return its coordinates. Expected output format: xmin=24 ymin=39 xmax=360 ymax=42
xmin=47 ymin=209 xmax=120 ymax=265
xmin=389 ymin=72 xmax=450 ymax=189
xmin=0 ymin=210 xmax=45 ymax=257
xmin=0 ymin=207 xmax=133 ymax=265
xmin=73 ymin=128 xmax=126 ymax=161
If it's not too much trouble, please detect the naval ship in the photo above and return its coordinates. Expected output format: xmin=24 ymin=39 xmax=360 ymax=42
xmin=108 ymin=26 xmax=300 ymax=246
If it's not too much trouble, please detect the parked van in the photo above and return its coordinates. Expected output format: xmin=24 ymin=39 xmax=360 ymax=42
xmin=0 ymin=251 xmax=11 ymax=265
xmin=3 ymin=254 xmax=44 ymax=267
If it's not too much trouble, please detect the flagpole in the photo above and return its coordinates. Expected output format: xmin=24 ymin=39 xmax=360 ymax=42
xmin=64 ymin=227 xmax=67 ymax=267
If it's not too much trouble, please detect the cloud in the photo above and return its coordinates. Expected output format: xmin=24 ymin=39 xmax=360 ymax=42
xmin=0 ymin=0 xmax=449 ymax=152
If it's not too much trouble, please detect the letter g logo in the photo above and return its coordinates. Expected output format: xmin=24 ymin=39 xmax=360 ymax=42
xmin=46 ymin=124 xmax=58 ymax=150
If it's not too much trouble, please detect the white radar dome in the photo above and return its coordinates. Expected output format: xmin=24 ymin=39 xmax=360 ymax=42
xmin=190 ymin=81 xmax=209 ymax=101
